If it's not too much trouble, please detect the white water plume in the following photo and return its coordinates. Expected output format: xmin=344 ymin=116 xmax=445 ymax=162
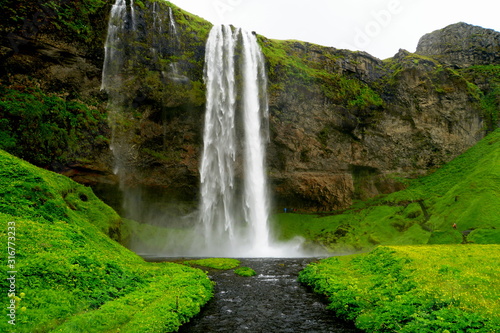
xmin=199 ymin=25 xmax=238 ymax=252
xmin=198 ymin=25 xmax=307 ymax=257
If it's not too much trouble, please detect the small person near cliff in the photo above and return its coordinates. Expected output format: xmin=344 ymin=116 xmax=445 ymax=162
xmin=452 ymin=223 xmax=457 ymax=229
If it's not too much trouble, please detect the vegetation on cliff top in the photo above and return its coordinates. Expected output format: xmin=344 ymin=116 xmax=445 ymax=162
xmin=259 ymin=37 xmax=385 ymax=112
xmin=273 ymin=128 xmax=500 ymax=252
xmin=0 ymin=149 xmax=213 ymax=332
xmin=299 ymin=245 xmax=500 ymax=332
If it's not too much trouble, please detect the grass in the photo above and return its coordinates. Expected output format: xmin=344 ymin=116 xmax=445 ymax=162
xmin=184 ymin=259 xmax=258 ymax=277
xmin=272 ymin=128 xmax=500 ymax=252
xmin=184 ymin=258 xmax=241 ymax=270
xmin=299 ymin=245 xmax=500 ymax=332
xmin=234 ymin=267 xmax=257 ymax=277
xmin=0 ymin=149 xmax=213 ymax=332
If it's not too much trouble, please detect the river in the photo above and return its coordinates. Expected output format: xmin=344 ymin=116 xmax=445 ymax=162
xmin=166 ymin=258 xmax=363 ymax=333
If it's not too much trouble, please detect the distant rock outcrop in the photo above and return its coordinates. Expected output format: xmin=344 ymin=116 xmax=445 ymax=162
xmin=416 ymin=22 xmax=500 ymax=67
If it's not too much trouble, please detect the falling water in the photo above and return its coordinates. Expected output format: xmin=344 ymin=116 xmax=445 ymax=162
xmin=101 ymin=0 xmax=138 ymax=180
xmin=101 ymin=0 xmax=127 ymax=92
xmin=166 ymin=6 xmax=182 ymax=78
xmin=240 ymin=30 xmax=271 ymax=255
xmin=100 ymin=3 xmax=313 ymax=256
xmin=199 ymin=25 xmax=272 ymax=256
xmin=168 ymin=7 xmax=179 ymax=38
xmin=130 ymin=0 xmax=137 ymax=31
xmin=150 ymin=2 xmax=163 ymax=62
xmin=200 ymin=25 xmax=238 ymax=253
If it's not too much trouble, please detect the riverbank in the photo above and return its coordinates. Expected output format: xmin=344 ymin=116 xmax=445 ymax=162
xmin=299 ymin=245 xmax=500 ymax=332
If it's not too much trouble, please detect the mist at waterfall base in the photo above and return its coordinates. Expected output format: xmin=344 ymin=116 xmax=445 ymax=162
xmin=101 ymin=1 xmax=324 ymax=257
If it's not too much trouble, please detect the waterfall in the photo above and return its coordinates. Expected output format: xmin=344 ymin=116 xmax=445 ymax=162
xmin=167 ymin=6 xmax=181 ymax=78
xmin=100 ymin=4 xmax=310 ymax=257
xmin=240 ymin=30 xmax=270 ymax=254
xmin=101 ymin=0 xmax=138 ymax=179
xmin=151 ymin=2 xmax=163 ymax=62
xmin=199 ymin=25 xmax=270 ymax=256
xmin=168 ymin=7 xmax=179 ymax=38
xmin=200 ymin=25 xmax=238 ymax=251
xmin=130 ymin=0 xmax=137 ymax=31
xmin=101 ymin=0 xmax=127 ymax=92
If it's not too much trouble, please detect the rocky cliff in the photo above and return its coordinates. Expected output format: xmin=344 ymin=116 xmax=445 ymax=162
xmin=1 ymin=1 xmax=499 ymax=212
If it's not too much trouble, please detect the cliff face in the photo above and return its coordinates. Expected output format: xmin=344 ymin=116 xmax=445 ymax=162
xmin=1 ymin=2 xmax=499 ymax=211
xmin=262 ymin=36 xmax=492 ymax=210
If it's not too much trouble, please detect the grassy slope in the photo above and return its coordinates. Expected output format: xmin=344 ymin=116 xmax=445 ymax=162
xmin=0 ymin=150 xmax=212 ymax=332
xmin=272 ymin=128 xmax=500 ymax=252
xmin=299 ymin=245 xmax=500 ymax=332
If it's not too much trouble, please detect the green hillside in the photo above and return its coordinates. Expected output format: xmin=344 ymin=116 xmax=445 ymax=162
xmin=273 ymin=128 xmax=500 ymax=252
xmin=0 ymin=150 xmax=213 ymax=332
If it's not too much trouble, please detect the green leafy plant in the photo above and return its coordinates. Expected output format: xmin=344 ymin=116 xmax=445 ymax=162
xmin=0 ymin=85 xmax=108 ymax=167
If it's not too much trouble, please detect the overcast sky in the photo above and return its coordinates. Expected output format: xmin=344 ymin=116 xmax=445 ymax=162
xmin=168 ymin=0 xmax=500 ymax=59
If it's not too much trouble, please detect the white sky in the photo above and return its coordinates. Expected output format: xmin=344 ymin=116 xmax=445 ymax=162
xmin=168 ymin=0 xmax=500 ymax=60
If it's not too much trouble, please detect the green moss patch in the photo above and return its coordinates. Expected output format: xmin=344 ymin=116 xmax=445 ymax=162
xmin=184 ymin=258 xmax=241 ymax=270
xmin=234 ymin=267 xmax=257 ymax=277
xmin=259 ymin=37 xmax=384 ymax=112
xmin=0 ymin=85 xmax=108 ymax=167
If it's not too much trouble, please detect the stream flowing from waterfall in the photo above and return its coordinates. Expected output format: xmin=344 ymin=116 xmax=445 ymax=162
xmin=173 ymin=258 xmax=362 ymax=333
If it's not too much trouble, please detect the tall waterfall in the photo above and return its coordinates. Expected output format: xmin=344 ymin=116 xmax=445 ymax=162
xmin=200 ymin=25 xmax=270 ymax=256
